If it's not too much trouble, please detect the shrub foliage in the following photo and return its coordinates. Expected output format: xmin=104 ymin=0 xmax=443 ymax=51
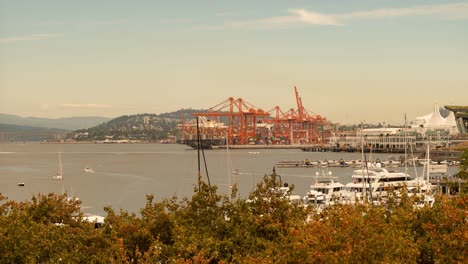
xmin=0 ymin=172 xmax=466 ymax=263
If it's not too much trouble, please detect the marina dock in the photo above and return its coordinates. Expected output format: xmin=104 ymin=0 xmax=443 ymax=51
xmin=300 ymin=145 xmax=421 ymax=153
xmin=215 ymin=144 xmax=304 ymax=150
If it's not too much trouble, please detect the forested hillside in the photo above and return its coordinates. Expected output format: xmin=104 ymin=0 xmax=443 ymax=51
xmin=67 ymin=109 xmax=206 ymax=141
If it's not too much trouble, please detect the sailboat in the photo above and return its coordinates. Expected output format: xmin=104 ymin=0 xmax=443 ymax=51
xmin=408 ymin=143 xmax=436 ymax=207
xmin=422 ymin=143 xmax=448 ymax=175
xmin=66 ymin=185 xmax=80 ymax=202
xmin=52 ymin=152 xmax=63 ymax=180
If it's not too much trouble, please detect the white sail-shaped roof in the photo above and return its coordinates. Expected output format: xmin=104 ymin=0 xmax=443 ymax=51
xmin=411 ymin=104 xmax=458 ymax=134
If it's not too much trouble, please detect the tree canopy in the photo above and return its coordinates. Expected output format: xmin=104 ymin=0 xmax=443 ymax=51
xmin=0 ymin=173 xmax=466 ymax=263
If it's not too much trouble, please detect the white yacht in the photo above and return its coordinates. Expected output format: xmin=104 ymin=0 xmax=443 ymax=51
xmin=345 ymin=165 xmax=433 ymax=202
xmin=248 ymin=182 xmax=302 ymax=205
xmin=407 ymin=178 xmax=435 ymax=207
xmin=83 ymin=214 xmax=105 ymax=228
xmin=274 ymin=183 xmax=302 ymax=203
xmin=303 ymin=171 xmax=349 ymax=206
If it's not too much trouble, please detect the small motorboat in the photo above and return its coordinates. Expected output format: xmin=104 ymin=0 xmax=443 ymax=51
xmin=17 ymin=182 xmax=25 ymax=187
xmin=84 ymin=167 xmax=95 ymax=173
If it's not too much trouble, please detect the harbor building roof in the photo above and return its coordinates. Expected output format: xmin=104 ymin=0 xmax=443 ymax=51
xmin=410 ymin=104 xmax=458 ymax=135
xmin=361 ymin=128 xmax=402 ymax=135
xmin=445 ymin=105 xmax=468 ymax=134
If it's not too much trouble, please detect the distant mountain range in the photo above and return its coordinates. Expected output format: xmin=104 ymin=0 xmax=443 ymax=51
xmin=0 ymin=109 xmax=209 ymax=142
xmin=0 ymin=113 xmax=112 ymax=131
xmin=0 ymin=123 xmax=68 ymax=133
xmin=0 ymin=123 xmax=68 ymax=142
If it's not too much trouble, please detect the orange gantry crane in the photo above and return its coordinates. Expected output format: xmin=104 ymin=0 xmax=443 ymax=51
xmin=291 ymin=86 xmax=330 ymax=144
xmin=183 ymin=86 xmax=332 ymax=146
xmin=262 ymin=87 xmax=330 ymax=144
xmin=191 ymin=97 xmax=270 ymax=145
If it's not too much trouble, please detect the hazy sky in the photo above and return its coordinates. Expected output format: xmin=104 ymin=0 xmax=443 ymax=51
xmin=1 ymin=1 xmax=467 ymax=124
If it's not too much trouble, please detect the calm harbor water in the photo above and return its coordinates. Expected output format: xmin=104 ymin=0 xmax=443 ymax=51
xmin=0 ymin=143 xmax=459 ymax=216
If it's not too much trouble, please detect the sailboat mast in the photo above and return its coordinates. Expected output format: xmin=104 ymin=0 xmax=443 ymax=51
xmin=226 ymin=132 xmax=231 ymax=201
xmin=59 ymin=152 xmax=63 ymax=176
xmin=196 ymin=117 xmax=201 ymax=190
xmin=404 ymin=114 xmax=408 ymax=181
xmin=426 ymin=143 xmax=430 ymax=183
xmin=360 ymin=123 xmax=366 ymax=200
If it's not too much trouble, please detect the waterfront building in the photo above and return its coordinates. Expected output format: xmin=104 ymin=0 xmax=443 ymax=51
xmin=330 ymin=128 xmax=417 ymax=152
xmin=410 ymin=104 xmax=458 ymax=136
xmin=331 ymin=105 xmax=459 ymax=152
xmin=444 ymin=105 xmax=468 ymax=135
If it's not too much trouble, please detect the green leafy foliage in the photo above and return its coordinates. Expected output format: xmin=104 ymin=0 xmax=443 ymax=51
xmin=0 ymin=194 xmax=126 ymax=263
xmin=457 ymin=149 xmax=468 ymax=179
xmin=0 ymin=174 xmax=466 ymax=263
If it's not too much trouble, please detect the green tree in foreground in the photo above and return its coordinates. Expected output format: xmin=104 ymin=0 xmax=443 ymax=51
xmin=456 ymin=148 xmax=468 ymax=180
xmin=0 ymin=193 xmax=126 ymax=263
xmin=0 ymin=173 xmax=466 ymax=263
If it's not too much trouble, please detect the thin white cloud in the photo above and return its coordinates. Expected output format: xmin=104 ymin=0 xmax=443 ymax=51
xmin=201 ymin=3 xmax=468 ymax=30
xmin=61 ymin=104 xmax=112 ymax=109
xmin=1 ymin=19 xmax=128 ymax=44
xmin=243 ymin=9 xmax=340 ymax=28
xmin=337 ymin=3 xmax=468 ymax=20
xmin=197 ymin=9 xmax=338 ymax=30
xmin=0 ymin=33 xmax=63 ymax=44
xmin=289 ymin=9 xmax=340 ymax=25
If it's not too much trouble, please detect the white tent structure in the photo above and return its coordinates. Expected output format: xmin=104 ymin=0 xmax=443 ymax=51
xmin=411 ymin=104 xmax=458 ymax=135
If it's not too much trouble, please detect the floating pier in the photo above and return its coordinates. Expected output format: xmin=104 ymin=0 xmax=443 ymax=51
xmin=300 ymin=145 xmax=423 ymax=153
xmin=275 ymin=158 xmax=460 ymax=169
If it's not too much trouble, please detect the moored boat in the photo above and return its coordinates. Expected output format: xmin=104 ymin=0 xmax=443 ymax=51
xmin=52 ymin=152 xmax=63 ymax=180
xmin=83 ymin=167 xmax=95 ymax=173
xmin=303 ymin=171 xmax=349 ymax=206
xmin=345 ymin=165 xmax=434 ymax=202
